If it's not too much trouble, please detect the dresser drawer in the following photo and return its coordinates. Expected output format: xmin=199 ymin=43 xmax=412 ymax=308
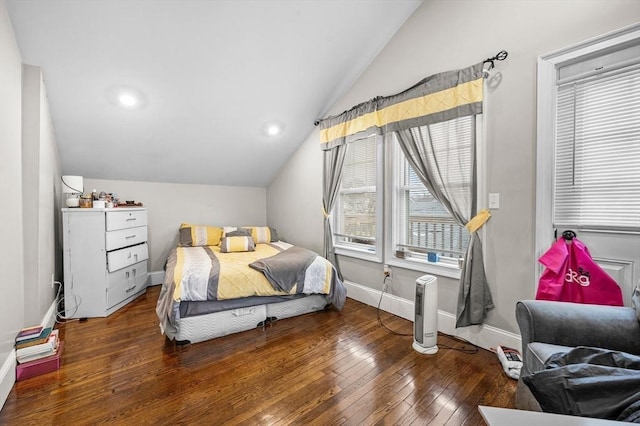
xmin=106 ymin=226 xmax=147 ymax=251
xmin=106 ymin=210 xmax=147 ymax=231
xmin=107 ymin=243 xmax=148 ymax=272
xmin=107 ymin=265 xmax=148 ymax=309
xmin=106 ymin=260 xmax=148 ymax=289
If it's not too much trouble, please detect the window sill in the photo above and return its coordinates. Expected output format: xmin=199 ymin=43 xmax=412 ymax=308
xmin=386 ymin=256 xmax=462 ymax=280
xmin=335 ymin=245 xmax=381 ymax=263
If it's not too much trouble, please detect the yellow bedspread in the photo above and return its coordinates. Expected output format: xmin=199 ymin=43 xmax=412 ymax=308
xmin=172 ymin=243 xmax=295 ymax=303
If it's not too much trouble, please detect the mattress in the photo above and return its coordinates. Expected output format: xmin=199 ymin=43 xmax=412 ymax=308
xmin=169 ymin=295 xmax=329 ymax=344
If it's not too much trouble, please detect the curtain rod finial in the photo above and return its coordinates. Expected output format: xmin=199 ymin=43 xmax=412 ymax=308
xmin=483 ymin=50 xmax=508 ymax=70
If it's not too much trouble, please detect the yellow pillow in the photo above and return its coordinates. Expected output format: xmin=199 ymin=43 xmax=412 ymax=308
xmin=220 ymin=236 xmax=255 ymax=253
xmin=251 ymin=226 xmax=271 ymax=244
xmin=178 ymin=223 xmax=223 ymax=247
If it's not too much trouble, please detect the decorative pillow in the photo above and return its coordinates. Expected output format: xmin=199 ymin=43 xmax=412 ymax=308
xmin=632 ymin=283 xmax=640 ymax=323
xmin=227 ymin=229 xmax=252 ymax=238
xmin=251 ymin=226 xmax=272 ymax=244
xmin=220 ymin=236 xmax=255 ymax=253
xmin=178 ymin=223 xmax=222 ymax=247
xmin=244 ymin=226 xmax=280 ymax=244
xmin=223 ymin=226 xmax=237 ymax=235
xmin=222 ymin=226 xmax=252 ymax=238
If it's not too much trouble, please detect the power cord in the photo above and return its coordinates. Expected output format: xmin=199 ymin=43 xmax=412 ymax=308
xmin=437 ymin=333 xmax=479 ymax=354
xmin=377 ymin=275 xmax=412 ymax=336
xmin=376 ymin=274 xmax=479 ymax=354
xmin=54 ymin=280 xmax=80 ymax=323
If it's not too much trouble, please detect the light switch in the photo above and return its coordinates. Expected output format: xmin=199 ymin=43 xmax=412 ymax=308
xmin=489 ymin=193 xmax=500 ymax=209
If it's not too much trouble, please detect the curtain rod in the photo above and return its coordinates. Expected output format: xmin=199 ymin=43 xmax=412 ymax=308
xmin=314 ymin=50 xmax=509 ymax=126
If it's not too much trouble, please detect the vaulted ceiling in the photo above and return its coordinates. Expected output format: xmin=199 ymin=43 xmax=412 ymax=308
xmin=7 ymin=0 xmax=422 ymax=187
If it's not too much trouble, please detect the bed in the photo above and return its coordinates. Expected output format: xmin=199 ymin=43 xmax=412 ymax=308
xmin=156 ymin=224 xmax=346 ymax=344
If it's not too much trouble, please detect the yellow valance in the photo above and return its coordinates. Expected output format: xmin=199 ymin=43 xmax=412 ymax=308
xmin=317 ymin=63 xmax=484 ymax=150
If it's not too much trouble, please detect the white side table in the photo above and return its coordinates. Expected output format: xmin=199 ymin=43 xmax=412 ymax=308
xmin=478 ymin=406 xmax=629 ymax=425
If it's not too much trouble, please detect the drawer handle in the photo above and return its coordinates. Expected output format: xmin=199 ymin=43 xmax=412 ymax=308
xmin=126 ymin=218 xmax=137 ymax=221
xmin=126 ymin=285 xmax=137 ymax=293
xmin=126 ymin=271 xmax=130 ymax=278
xmin=125 ymin=235 xmax=136 ymax=239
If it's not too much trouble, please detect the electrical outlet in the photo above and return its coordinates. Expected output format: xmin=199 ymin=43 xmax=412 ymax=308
xmin=51 ymin=273 xmax=55 ymax=288
xmin=383 ymin=264 xmax=392 ymax=278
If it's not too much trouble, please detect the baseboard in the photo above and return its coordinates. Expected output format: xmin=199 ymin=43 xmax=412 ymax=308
xmin=149 ymin=270 xmax=164 ymax=286
xmin=344 ymin=279 xmax=414 ymax=321
xmin=44 ymin=297 xmax=58 ymax=330
xmin=436 ymin=310 xmax=522 ymax=353
xmin=0 ymin=350 xmax=16 ymax=412
xmin=343 ymin=280 xmax=522 ymax=352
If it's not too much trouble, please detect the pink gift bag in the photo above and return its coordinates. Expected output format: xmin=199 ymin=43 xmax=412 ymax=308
xmin=536 ymin=235 xmax=623 ymax=306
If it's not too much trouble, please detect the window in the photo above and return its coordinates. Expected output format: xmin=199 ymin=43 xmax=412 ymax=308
xmin=333 ymin=134 xmax=382 ymax=260
xmin=554 ymin=50 xmax=640 ymax=230
xmin=389 ymin=119 xmax=473 ymax=276
xmin=332 ymin=117 xmax=478 ymax=275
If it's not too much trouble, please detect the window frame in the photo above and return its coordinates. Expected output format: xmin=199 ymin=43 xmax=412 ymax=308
xmin=332 ymin=133 xmax=384 ymax=263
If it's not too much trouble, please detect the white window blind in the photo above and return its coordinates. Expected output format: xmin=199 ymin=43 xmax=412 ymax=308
xmin=335 ymin=135 xmax=377 ymax=247
xmin=554 ymin=64 xmax=640 ymax=231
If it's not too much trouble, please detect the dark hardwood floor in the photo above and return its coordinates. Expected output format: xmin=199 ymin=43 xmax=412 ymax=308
xmin=0 ymin=285 xmax=516 ymax=425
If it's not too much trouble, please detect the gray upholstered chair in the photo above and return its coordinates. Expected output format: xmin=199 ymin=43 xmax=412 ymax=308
xmin=514 ymin=299 xmax=640 ymax=411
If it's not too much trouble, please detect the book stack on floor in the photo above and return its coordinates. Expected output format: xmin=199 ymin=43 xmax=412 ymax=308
xmin=15 ymin=326 xmax=63 ymax=381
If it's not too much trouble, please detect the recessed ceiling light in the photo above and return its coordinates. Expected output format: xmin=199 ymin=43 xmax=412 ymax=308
xmin=118 ymin=93 xmax=138 ymax=107
xmin=106 ymin=85 xmax=146 ymax=110
xmin=264 ymin=122 xmax=283 ymax=136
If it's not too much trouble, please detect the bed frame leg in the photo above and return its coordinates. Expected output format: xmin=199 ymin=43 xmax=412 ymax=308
xmin=257 ymin=317 xmax=278 ymax=328
xmin=175 ymin=339 xmax=191 ymax=347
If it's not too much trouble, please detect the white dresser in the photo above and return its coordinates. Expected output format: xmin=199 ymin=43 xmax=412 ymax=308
xmin=62 ymin=208 xmax=149 ymax=318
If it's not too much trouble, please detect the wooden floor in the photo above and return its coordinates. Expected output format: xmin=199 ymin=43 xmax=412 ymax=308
xmin=0 ymin=286 xmax=516 ymax=425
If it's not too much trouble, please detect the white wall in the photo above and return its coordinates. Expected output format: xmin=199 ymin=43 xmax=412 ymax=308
xmin=22 ymin=64 xmax=62 ymax=326
xmin=84 ymin=179 xmax=267 ymax=272
xmin=1 ymin=2 xmax=62 ymax=408
xmin=267 ymin=134 xmax=323 ymax=255
xmin=267 ymin=0 xmax=640 ymax=336
xmin=36 ymin=71 xmax=62 ymax=320
xmin=0 ymin=0 xmax=24 ymax=408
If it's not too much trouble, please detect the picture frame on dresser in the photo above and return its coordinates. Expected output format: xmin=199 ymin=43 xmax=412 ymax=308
xmin=61 ymin=207 xmax=149 ymax=318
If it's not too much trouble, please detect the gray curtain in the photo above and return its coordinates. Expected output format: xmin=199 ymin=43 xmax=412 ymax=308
xmin=316 ymin=62 xmax=492 ymax=325
xmin=458 ymin=233 xmax=494 ymax=326
xmin=321 ymin=144 xmax=347 ymax=280
xmin=395 ymin=116 xmax=494 ymax=328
